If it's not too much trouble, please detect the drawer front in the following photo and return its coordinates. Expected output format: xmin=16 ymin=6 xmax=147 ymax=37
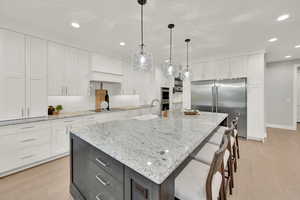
xmin=89 ymin=147 xmax=124 ymax=183
xmin=17 ymin=129 xmax=51 ymax=148
xmin=18 ymin=144 xmax=51 ymax=165
xmin=87 ymin=161 xmax=123 ymax=200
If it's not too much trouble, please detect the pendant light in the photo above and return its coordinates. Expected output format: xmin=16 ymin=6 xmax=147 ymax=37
xmin=163 ymin=24 xmax=178 ymax=77
xmin=183 ymin=39 xmax=192 ymax=80
xmin=133 ymin=0 xmax=152 ymax=71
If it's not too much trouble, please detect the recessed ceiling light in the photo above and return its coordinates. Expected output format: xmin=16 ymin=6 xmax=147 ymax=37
xmin=71 ymin=22 xmax=80 ymax=29
xmin=268 ymin=37 xmax=278 ymax=42
xmin=165 ymin=59 xmax=169 ymax=63
xmin=285 ymin=55 xmax=292 ymax=59
xmin=277 ymin=14 xmax=290 ymax=22
xmin=295 ymin=45 xmax=300 ymax=49
xmin=120 ymin=42 xmax=126 ymax=46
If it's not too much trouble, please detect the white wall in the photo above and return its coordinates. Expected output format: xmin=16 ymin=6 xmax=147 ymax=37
xmin=265 ymin=59 xmax=300 ymax=130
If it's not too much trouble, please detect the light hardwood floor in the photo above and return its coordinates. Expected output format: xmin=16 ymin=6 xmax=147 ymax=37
xmin=1 ymin=126 xmax=300 ymax=200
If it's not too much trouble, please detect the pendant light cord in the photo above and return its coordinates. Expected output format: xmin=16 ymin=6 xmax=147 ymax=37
xmin=141 ymin=4 xmax=144 ymax=54
xmin=186 ymin=41 xmax=189 ymax=70
xmin=169 ymin=28 xmax=172 ymax=65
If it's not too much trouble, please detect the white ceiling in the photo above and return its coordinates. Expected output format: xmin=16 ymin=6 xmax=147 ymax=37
xmin=0 ymin=0 xmax=300 ymax=64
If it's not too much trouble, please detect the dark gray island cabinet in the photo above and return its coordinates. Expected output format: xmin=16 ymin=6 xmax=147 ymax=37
xmin=70 ymin=112 xmax=228 ymax=200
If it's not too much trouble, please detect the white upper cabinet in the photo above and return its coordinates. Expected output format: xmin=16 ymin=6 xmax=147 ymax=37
xmin=65 ymin=48 xmax=89 ymax=96
xmin=47 ymin=42 xmax=67 ymax=96
xmin=202 ymin=62 xmax=216 ymax=80
xmin=229 ymin=56 xmax=247 ymax=78
xmin=191 ymin=62 xmax=204 ymax=81
xmin=0 ymin=29 xmax=26 ymax=121
xmin=91 ymin=53 xmax=123 ymax=75
xmin=215 ymin=59 xmax=230 ymax=80
xmin=246 ymin=53 xmax=265 ymax=85
xmin=25 ymin=36 xmax=48 ymax=118
xmin=48 ymin=42 xmax=90 ymax=96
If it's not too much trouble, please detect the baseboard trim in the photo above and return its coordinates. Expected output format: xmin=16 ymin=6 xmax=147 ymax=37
xmin=247 ymin=136 xmax=265 ymax=142
xmin=266 ymin=123 xmax=296 ymax=131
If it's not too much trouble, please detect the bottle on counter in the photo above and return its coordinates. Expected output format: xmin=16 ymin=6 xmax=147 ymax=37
xmin=105 ymin=91 xmax=110 ymax=111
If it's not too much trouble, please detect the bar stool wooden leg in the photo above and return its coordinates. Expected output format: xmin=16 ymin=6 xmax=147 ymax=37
xmin=233 ymin=144 xmax=237 ymax=172
xmin=236 ymin=136 xmax=240 ymax=159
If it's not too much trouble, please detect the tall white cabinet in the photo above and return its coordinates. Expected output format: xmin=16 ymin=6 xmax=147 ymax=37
xmin=0 ymin=29 xmax=47 ymax=121
xmin=0 ymin=29 xmax=26 ymax=121
xmin=25 ymin=36 xmax=48 ymax=118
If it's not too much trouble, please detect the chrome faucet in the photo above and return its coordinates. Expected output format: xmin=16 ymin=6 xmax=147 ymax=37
xmin=150 ymin=99 xmax=160 ymax=107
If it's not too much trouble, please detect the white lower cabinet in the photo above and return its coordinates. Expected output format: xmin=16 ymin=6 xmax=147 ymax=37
xmin=0 ymin=122 xmax=51 ymax=175
xmin=0 ymin=109 xmax=149 ymax=176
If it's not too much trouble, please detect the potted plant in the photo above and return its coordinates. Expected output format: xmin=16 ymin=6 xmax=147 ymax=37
xmin=54 ymin=105 xmax=63 ymax=115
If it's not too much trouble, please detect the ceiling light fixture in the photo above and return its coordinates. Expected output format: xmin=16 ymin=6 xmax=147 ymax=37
xmin=183 ymin=39 xmax=192 ymax=80
xmin=268 ymin=37 xmax=278 ymax=42
xmin=120 ymin=42 xmax=126 ymax=46
xmin=133 ymin=0 xmax=152 ymax=71
xmin=277 ymin=14 xmax=290 ymax=22
xmin=285 ymin=55 xmax=292 ymax=59
xmin=71 ymin=22 xmax=80 ymax=29
xmin=295 ymin=45 xmax=300 ymax=49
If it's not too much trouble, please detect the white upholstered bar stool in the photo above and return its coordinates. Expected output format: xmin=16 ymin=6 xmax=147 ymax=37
xmin=175 ymin=136 xmax=229 ymax=200
xmin=193 ymin=128 xmax=234 ymax=195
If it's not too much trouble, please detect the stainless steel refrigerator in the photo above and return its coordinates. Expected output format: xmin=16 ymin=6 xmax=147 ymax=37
xmin=191 ymin=78 xmax=247 ymax=138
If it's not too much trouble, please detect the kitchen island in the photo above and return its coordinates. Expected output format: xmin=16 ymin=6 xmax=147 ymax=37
xmin=70 ymin=111 xmax=227 ymax=200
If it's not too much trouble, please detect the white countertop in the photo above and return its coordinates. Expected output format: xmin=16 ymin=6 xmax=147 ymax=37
xmin=71 ymin=111 xmax=228 ymax=184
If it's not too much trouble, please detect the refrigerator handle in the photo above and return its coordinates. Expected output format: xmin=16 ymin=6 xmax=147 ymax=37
xmin=211 ymin=86 xmax=215 ymax=112
xmin=216 ymin=86 xmax=219 ymax=113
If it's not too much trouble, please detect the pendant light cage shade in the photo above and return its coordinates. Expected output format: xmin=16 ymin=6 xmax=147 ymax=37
xmin=183 ymin=38 xmax=192 ymax=80
xmin=162 ymin=62 xmax=179 ymax=78
xmin=133 ymin=0 xmax=153 ymax=72
xmin=133 ymin=46 xmax=153 ymax=71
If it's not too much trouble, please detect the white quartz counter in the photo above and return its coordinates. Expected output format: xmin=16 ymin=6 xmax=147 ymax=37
xmin=72 ymin=111 xmax=227 ymax=184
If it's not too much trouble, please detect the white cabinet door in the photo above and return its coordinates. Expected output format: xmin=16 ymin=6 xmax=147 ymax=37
xmin=246 ymin=54 xmax=265 ymax=85
xmin=247 ymin=85 xmax=265 ymax=139
xmin=65 ymin=48 xmax=89 ymax=96
xmin=215 ymin=59 xmax=230 ymax=79
xmin=47 ymin=42 xmax=66 ymax=96
xmin=91 ymin=53 xmax=123 ymax=75
xmin=229 ymin=56 xmax=247 ymax=78
xmin=191 ymin=62 xmax=204 ymax=81
xmin=202 ymin=62 xmax=216 ymax=80
xmin=52 ymin=126 xmax=69 ymax=155
xmin=0 ymin=29 xmax=26 ymax=121
xmin=26 ymin=36 xmax=47 ymax=118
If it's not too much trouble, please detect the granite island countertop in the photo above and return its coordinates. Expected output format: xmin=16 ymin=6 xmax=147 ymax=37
xmin=71 ymin=111 xmax=228 ymax=184
xmin=0 ymin=105 xmax=153 ymax=127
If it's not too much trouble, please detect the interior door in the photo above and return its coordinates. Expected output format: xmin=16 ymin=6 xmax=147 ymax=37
xmin=0 ymin=29 xmax=26 ymax=121
xmin=216 ymin=78 xmax=247 ymax=138
xmin=191 ymin=80 xmax=215 ymax=112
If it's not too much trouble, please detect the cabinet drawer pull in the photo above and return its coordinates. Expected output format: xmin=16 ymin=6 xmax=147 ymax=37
xmin=20 ymin=155 xmax=35 ymax=160
xmin=20 ymin=138 xmax=36 ymax=143
xmin=95 ymin=174 xmax=109 ymax=186
xmin=96 ymin=193 xmax=104 ymax=200
xmin=95 ymin=158 xmax=109 ymax=167
xmin=21 ymin=126 xmax=35 ymax=130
